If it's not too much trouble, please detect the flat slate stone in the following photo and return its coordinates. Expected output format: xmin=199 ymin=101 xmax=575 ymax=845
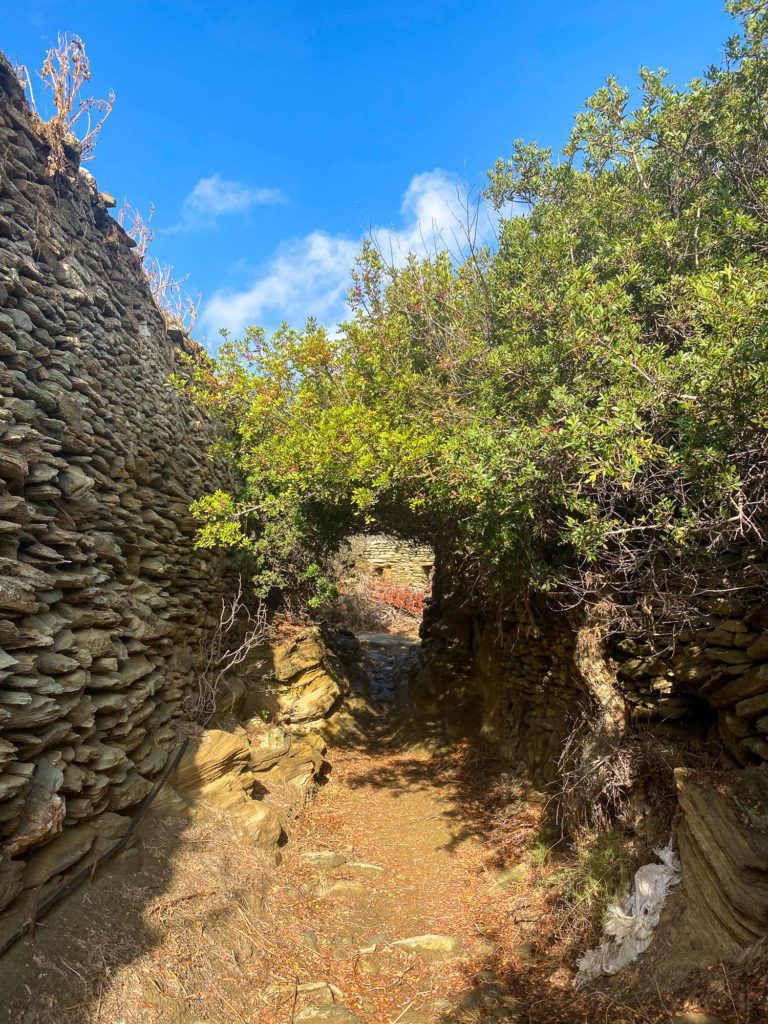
xmin=326 ymin=880 xmax=369 ymax=900
xmin=300 ymin=851 xmax=347 ymax=869
xmin=392 ymin=934 xmax=463 ymax=959
xmin=294 ymin=1008 xmax=363 ymax=1024
xmin=22 ymin=820 xmax=97 ymax=888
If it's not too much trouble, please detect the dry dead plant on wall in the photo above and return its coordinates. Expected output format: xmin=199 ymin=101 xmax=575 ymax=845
xmin=183 ymin=576 xmax=270 ymax=724
xmin=556 ymin=715 xmax=638 ymax=835
xmin=117 ymin=200 xmax=155 ymax=261
xmin=16 ymin=36 xmax=202 ymax=333
xmin=19 ymin=34 xmax=115 ymax=176
xmin=555 ymin=715 xmax=692 ymax=857
xmin=115 ymin=202 xmax=202 ymax=334
xmin=145 ymin=256 xmax=201 ymax=333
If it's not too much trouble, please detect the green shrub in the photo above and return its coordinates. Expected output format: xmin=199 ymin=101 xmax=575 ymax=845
xmin=536 ymin=827 xmax=637 ymax=937
xmin=178 ymin=1 xmax=768 ymax=615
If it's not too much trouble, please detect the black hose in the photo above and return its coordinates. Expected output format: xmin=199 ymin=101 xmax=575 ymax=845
xmin=0 ymin=736 xmax=189 ymax=959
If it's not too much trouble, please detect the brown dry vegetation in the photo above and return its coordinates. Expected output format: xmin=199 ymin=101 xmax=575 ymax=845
xmin=5 ymin=706 xmax=766 ymax=1024
xmin=323 ymin=571 xmax=428 ymax=636
xmin=15 ymin=34 xmax=114 ymax=176
xmin=116 ymin=200 xmax=202 ymax=333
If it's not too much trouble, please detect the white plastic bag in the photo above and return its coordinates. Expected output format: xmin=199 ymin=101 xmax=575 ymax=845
xmin=574 ymin=840 xmax=681 ymax=986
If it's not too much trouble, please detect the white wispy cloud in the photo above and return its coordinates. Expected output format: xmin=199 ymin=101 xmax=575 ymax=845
xmin=171 ymin=173 xmax=285 ymax=230
xmin=202 ymin=169 xmax=494 ymax=339
xmin=202 ymin=231 xmax=360 ymax=339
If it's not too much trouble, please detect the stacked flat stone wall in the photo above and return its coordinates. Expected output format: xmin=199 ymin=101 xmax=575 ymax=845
xmin=414 ymin=592 xmax=576 ymax=782
xmin=415 ymin=558 xmax=768 ymax=960
xmin=339 ymin=534 xmax=433 ymax=590
xmin=415 ymin=564 xmax=768 ymax=784
xmin=0 ymin=57 xmax=240 ymax=921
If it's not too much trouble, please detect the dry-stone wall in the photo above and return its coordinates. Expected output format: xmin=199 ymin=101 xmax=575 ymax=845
xmin=338 ymin=534 xmax=433 ymax=589
xmin=416 ymin=578 xmax=768 ymax=782
xmin=413 ymin=557 xmax=768 ymax=961
xmin=0 ymin=57 xmax=243 ymax=922
xmin=413 ymin=586 xmax=576 ymax=783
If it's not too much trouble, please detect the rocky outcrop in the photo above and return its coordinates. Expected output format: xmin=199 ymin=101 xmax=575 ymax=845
xmin=674 ymin=765 xmax=768 ymax=955
xmin=150 ymin=629 xmax=367 ymax=863
xmin=240 ymin=625 xmax=367 ymax=786
xmin=244 ymin=625 xmax=365 ymax=728
xmin=248 ymin=721 xmax=327 ymax=790
xmin=0 ymin=56 xmax=245 ymax=922
xmin=271 ymin=628 xmax=350 ymax=723
xmin=156 ymin=730 xmax=283 ymax=856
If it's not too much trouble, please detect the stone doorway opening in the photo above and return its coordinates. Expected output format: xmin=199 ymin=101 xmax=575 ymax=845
xmin=324 ymin=534 xmax=434 ymax=638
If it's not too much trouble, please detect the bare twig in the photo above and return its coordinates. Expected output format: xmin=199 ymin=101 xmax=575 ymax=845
xmin=183 ymin=576 xmax=270 ymax=724
xmin=145 ymin=256 xmax=201 ymax=333
xmin=117 ymin=200 xmax=155 ymax=261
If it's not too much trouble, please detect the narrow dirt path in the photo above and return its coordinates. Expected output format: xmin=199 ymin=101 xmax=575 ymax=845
xmin=0 ymin=634 xmax=540 ymax=1024
xmin=4 ymin=633 xmax=758 ymax=1024
xmin=248 ymin=633 xmax=525 ymax=1024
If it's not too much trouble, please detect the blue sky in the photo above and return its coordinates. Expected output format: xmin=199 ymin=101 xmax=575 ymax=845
xmin=5 ymin=1 xmax=734 ymax=345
